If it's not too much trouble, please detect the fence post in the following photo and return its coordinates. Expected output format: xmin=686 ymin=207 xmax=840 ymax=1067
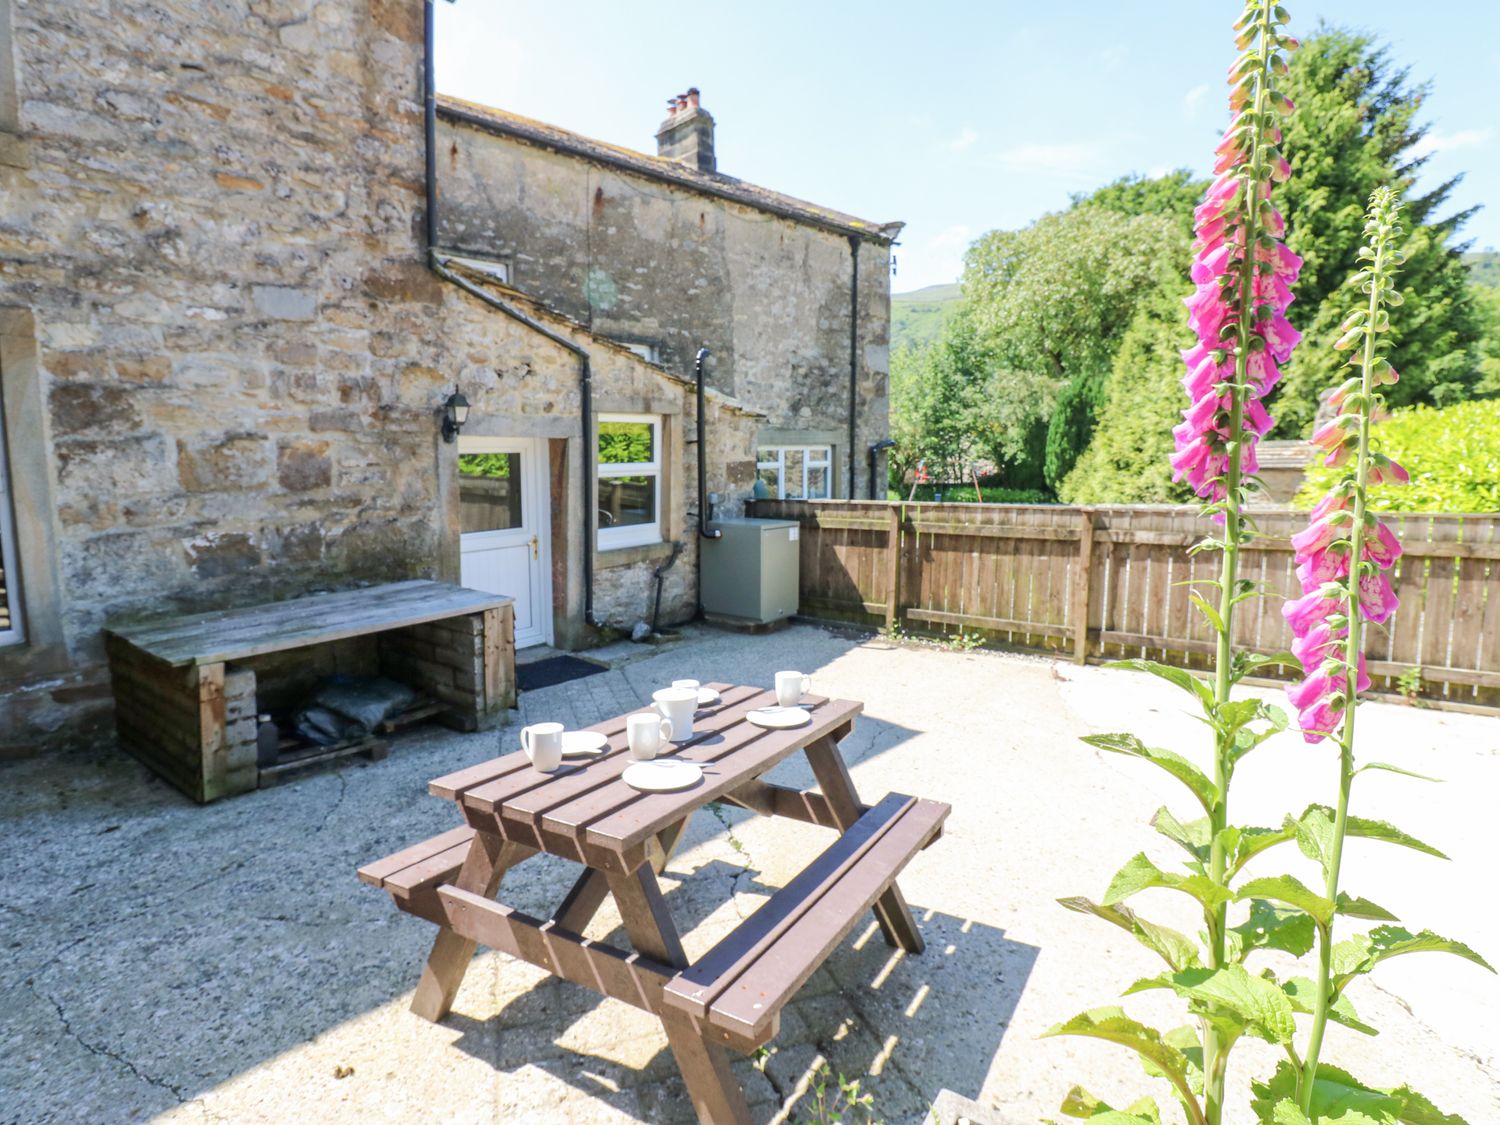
xmin=885 ymin=502 xmax=901 ymax=632
xmin=1072 ymin=508 xmax=1095 ymax=664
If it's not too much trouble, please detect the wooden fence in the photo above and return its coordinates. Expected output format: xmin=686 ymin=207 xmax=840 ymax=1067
xmin=747 ymin=499 xmax=1500 ymax=712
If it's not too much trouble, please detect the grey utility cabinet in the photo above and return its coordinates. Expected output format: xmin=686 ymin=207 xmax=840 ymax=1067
xmin=700 ymin=518 xmax=800 ymax=625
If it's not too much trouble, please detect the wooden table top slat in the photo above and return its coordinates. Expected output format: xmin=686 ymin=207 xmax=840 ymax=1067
xmin=581 ymin=698 xmax=861 ymax=857
xmin=464 ymin=684 xmax=756 ymax=819
xmin=428 ymin=683 xmax=866 ymax=873
xmin=106 ymin=580 xmax=513 ymax=666
xmin=520 ymin=687 xmax=779 ymax=834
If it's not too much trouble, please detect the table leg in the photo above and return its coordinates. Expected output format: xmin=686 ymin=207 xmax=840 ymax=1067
xmin=411 ymin=830 xmax=526 ymax=1021
xmin=608 ymin=865 xmax=753 ymax=1125
xmin=552 ymin=815 xmax=692 ymax=933
xmin=804 ymin=735 xmax=925 ymax=953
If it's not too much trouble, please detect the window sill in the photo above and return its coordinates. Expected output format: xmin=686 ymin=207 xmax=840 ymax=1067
xmin=595 ymin=540 xmax=674 ymax=570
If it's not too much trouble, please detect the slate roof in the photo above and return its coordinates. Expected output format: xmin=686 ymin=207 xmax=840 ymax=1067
xmin=437 ymin=95 xmax=904 ymax=245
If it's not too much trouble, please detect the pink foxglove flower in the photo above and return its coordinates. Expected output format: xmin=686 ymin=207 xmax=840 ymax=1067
xmin=1172 ymin=76 xmax=1303 ymax=506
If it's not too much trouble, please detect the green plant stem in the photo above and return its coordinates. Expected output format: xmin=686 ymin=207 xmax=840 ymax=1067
xmin=1203 ymin=8 xmax=1275 ymax=1121
xmin=1298 ymin=221 xmax=1383 ymax=1111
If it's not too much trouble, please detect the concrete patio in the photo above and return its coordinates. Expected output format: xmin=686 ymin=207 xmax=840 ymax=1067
xmin=2 ymin=622 xmax=1495 ymax=1124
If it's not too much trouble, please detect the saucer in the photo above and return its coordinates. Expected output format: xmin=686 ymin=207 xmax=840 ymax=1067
xmin=622 ymin=759 xmax=704 ymax=792
xmin=747 ymin=706 xmax=811 ymax=729
xmin=561 ymin=730 xmax=609 ymax=757
xmin=697 ymin=687 xmax=721 ymax=706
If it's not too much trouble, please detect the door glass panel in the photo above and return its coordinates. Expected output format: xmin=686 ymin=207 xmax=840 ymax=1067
xmin=459 ymin=452 xmax=523 ymax=533
xmin=597 ymin=474 xmax=657 ymax=528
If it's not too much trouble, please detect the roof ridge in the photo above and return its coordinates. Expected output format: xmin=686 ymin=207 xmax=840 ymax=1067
xmin=436 ymin=94 xmax=902 ymax=244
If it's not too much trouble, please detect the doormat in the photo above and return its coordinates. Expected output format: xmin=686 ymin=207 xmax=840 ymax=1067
xmin=517 ymin=655 xmax=609 ymax=693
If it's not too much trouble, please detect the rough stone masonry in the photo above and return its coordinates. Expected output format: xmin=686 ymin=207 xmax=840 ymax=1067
xmin=0 ymin=0 xmax=773 ymax=752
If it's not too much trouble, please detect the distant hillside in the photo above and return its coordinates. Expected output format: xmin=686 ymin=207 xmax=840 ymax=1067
xmin=1466 ymin=250 xmax=1500 ymax=288
xmin=891 ymin=282 xmax=960 ymax=351
xmin=888 ymin=282 xmax=960 ymax=352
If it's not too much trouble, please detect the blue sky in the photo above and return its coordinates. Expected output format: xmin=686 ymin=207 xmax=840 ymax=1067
xmin=435 ymin=1 xmax=1500 ymax=293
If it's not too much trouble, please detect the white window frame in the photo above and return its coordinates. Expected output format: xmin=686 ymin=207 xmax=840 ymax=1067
xmin=0 ymin=403 xmax=23 ymax=647
xmin=622 ymin=342 xmax=660 ymax=364
xmin=757 ymin=444 xmax=833 ymax=500
xmin=596 ymin=413 xmax=663 ymax=551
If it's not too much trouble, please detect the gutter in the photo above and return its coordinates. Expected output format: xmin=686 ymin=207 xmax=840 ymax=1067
xmin=694 ymin=346 xmax=721 ymax=620
xmin=422 ymin=1 xmax=598 ymax=627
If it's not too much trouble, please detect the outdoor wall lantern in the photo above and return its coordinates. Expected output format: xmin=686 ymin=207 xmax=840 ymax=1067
xmin=441 ymin=387 xmax=470 ymax=444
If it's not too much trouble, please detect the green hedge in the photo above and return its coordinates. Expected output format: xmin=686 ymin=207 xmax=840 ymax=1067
xmin=889 ymin=485 xmax=1055 ymax=505
xmin=1295 ymin=398 xmax=1500 ymax=512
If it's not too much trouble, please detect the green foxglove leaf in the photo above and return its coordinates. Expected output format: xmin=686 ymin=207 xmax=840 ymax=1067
xmin=1081 ymin=733 xmax=1217 ymax=812
xmin=1342 ymin=812 xmax=1449 ymax=859
xmin=1060 ymin=1085 xmax=1107 ymax=1118
xmin=1189 ymin=591 xmax=1225 ymax=634
xmin=1356 ymin=761 xmax=1442 ymax=783
xmin=1250 ymin=1061 xmax=1402 ymax=1124
xmin=1332 ymin=926 xmax=1495 ymax=989
xmin=1104 ymin=853 xmax=1234 ymax=911
xmin=1384 ymin=1084 xmax=1471 ymax=1125
xmin=1271 ymin=1101 xmax=1313 ymax=1125
xmin=1058 ymin=896 xmax=1202 ymax=972
xmin=1238 ymin=875 xmax=1334 ymax=927
xmin=1232 ymin=899 xmax=1316 ymax=957
xmin=1336 ymin=893 xmax=1400 ymax=921
xmin=1292 ymin=806 xmax=1336 ymax=874
xmin=1128 ymin=965 xmax=1296 ymax=1046
xmin=1107 ymin=659 xmax=1215 ymax=710
xmin=1228 ymin=824 xmax=1296 ymax=876
xmin=1151 ymin=807 xmax=1210 ymax=865
xmin=1042 ymin=1009 xmax=1199 ymax=1114
xmin=1282 ymin=976 xmax=1379 ymax=1035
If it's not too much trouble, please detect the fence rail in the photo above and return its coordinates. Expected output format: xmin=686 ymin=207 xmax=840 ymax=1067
xmin=747 ymin=499 xmax=1500 ymax=712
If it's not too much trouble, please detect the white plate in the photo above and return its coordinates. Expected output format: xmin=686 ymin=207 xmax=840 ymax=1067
xmin=561 ymin=730 xmax=608 ymax=757
xmin=697 ymin=688 xmax=720 ymax=706
xmin=747 ymin=706 xmax=811 ymax=729
xmin=622 ymin=759 xmax=704 ymax=793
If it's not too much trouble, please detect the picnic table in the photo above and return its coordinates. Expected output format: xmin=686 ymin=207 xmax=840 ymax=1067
xmin=358 ymin=682 xmax=950 ymax=1124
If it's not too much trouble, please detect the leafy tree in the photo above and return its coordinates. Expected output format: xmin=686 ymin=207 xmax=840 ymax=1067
xmin=1471 ymin=280 xmax=1500 ymax=397
xmin=1077 ymin=169 xmax=1207 ymax=232
xmin=1059 ymin=286 xmax=1196 ymax=504
xmin=1271 ymin=26 xmax=1483 ymax=434
xmin=962 ymin=205 xmax=1181 ymax=488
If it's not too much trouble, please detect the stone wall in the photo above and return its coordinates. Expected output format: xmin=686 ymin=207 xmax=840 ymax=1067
xmin=436 ymin=111 xmax=893 ymax=498
xmin=0 ymin=0 xmax=758 ymax=752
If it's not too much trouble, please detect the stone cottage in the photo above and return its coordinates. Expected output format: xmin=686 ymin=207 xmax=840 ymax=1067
xmin=0 ymin=0 xmax=899 ymax=753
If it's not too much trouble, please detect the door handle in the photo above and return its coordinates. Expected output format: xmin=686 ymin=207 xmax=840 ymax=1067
xmin=530 ymin=534 xmax=539 ymax=560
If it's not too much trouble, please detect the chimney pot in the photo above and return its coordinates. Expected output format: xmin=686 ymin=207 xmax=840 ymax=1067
xmin=656 ymin=88 xmax=715 ymax=173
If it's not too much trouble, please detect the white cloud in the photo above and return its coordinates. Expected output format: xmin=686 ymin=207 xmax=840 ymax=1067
xmin=947 ymin=126 xmax=979 ymax=153
xmin=1409 ymin=128 xmax=1493 ymax=160
xmin=992 ymin=141 xmax=1106 ymax=178
xmin=1183 ymin=83 xmax=1211 ymax=120
xmin=928 ymin=224 xmax=973 ymax=252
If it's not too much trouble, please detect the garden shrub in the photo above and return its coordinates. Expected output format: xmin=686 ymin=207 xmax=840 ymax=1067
xmin=1295 ymin=398 xmax=1500 ymax=512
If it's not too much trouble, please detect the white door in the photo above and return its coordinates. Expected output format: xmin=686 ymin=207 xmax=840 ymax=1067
xmin=458 ymin=436 xmax=553 ymax=648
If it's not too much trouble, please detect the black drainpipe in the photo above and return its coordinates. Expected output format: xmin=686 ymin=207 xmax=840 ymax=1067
xmin=695 ymin=346 xmax=721 ymax=618
xmin=423 ymin=0 xmax=598 ymax=627
xmin=846 ymin=234 xmax=860 ymax=500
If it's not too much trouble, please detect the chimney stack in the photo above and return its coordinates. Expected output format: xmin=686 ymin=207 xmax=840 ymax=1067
xmin=655 ymin=87 xmax=715 ymax=173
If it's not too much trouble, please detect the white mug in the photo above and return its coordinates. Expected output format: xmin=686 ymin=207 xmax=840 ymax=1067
xmin=521 ymin=721 xmax=564 ymax=773
xmin=627 ymin=712 xmax=674 ymax=761
xmin=652 ymin=687 xmax=698 ymax=742
xmin=775 ymin=671 xmax=811 ymax=708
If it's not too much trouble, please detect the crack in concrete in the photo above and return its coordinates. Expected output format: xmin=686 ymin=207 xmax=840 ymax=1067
xmin=706 ymin=803 xmax=755 ymax=921
xmin=1367 ymin=977 xmax=1500 ymax=1082
xmin=29 ymin=979 xmax=189 ymax=1105
xmin=314 ymin=770 xmax=349 ymax=834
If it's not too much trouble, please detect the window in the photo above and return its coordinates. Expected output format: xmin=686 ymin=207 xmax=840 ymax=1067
xmin=446 ymin=254 xmax=510 ymax=284
xmin=622 ymin=342 xmax=660 ymax=364
xmin=757 ymin=445 xmax=832 ymax=500
xmin=0 ymin=394 xmax=22 ymax=646
xmin=597 ymin=415 xmax=661 ymax=549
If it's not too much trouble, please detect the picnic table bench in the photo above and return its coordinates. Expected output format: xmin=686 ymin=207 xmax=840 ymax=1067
xmin=106 ymin=580 xmax=514 ymax=803
xmin=358 ymin=682 xmax=949 ymax=1124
